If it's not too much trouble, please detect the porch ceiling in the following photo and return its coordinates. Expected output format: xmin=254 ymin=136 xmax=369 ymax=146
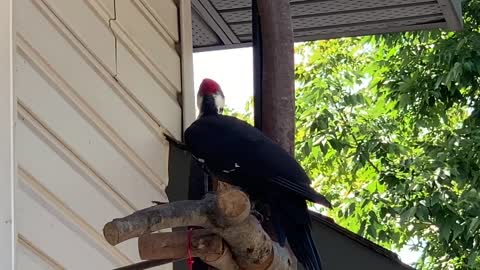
xmin=191 ymin=0 xmax=463 ymax=52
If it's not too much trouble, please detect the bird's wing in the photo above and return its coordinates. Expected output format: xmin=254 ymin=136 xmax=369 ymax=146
xmin=185 ymin=116 xmax=332 ymax=207
xmin=269 ymin=176 xmax=331 ymax=208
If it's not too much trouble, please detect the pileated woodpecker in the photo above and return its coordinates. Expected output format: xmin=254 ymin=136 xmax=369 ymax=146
xmin=183 ymin=78 xmax=331 ymax=270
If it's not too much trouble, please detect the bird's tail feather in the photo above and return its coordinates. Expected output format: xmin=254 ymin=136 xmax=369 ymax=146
xmin=270 ymin=176 xmax=332 ymax=208
xmin=287 ymin=224 xmax=323 ymax=270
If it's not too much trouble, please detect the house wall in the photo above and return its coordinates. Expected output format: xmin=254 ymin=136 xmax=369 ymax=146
xmin=0 ymin=1 xmax=15 ymax=269
xmin=11 ymin=0 xmax=193 ymax=269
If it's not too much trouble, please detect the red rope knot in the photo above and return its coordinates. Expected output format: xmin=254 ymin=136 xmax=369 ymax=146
xmin=186 ymin=228 xmax=194 ymax=270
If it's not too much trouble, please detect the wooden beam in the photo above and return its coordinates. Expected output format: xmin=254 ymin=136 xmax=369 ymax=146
xmin=252 ymin=0 xmax=263 ymax=130
xmin=251 ymin=0 xmax=295 ymax=247
xmin=256 ymin=0 xmax=295 ymax=155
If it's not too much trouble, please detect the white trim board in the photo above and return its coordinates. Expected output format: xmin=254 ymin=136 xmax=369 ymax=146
xmin=0 ymin=0 xmax=16 ymax=269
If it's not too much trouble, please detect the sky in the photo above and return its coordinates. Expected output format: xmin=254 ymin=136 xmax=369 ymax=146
xmin=193 ymin=48 xmax=253 ymax=112
xmin=193 ymin=48 xmax=421 ymax=266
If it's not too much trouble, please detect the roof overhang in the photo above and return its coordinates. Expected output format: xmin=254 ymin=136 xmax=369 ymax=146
xmin=191 ymin=0 xmax=463 ymax=52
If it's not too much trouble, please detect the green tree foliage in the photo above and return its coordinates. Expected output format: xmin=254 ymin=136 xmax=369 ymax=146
xmin=222 ymin=2 xmax=479 ymax=268
xmin=293 ymin=1 xmax=480 ymax=269
xmin=223 ymin=97 xmax=254 ymax=126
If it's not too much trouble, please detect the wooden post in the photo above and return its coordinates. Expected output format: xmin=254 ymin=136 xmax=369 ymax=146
xmin=252 ymin=0 xmax=263 ymax=131
xmin=255 ymin=0 xmax=295 ymax=155
xmin=252 ymin=0 xmax=296 ymax=252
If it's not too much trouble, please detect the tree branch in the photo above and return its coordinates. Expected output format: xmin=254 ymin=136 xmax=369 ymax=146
xmin=335 ymin=103 xmax=381 ymax=173
xmin=139 ymin=230 xmax=238 ymax=270
xmin=103 ymin=188 xmax=296 ymax=270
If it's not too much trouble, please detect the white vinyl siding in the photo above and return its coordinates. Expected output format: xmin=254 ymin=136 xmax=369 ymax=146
xmin=13 ymin=0 xmax=190 ymax=268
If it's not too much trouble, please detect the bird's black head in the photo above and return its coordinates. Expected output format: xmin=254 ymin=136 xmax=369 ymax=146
xmin=197 ymin=78 xmax=224 ymax=117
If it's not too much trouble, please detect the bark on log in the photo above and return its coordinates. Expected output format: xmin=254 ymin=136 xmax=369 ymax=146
xmin=103 ymin=189 xmax=295 ymax=270
xmin=139 ymin=230 xmax=239 ymax=270
xmin=256 ymin=0 xmax=295 ymax=155
xmin=113 ymin=259 xmax=181 ymax=270
xmin=103 ymin=197 xmax=213 ymax=246
xmin=138 ymin=230 xmax=222 ymax=260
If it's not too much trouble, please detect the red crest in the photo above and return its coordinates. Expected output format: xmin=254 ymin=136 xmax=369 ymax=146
xmin=199 ymin=78 xmax=221 ymax=95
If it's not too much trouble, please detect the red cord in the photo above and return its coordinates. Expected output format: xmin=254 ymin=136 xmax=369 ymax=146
xmin=186 ymin=229 xmax=194 ymax=270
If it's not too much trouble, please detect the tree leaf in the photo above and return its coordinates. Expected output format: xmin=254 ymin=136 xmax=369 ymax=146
xmin=451 ymin=223 xmax=464 ymax=241
xmin=400 ymin=206 xmax=417 ymax=224
xmin=467 ymin=217 xmax=480 ymax=239
xmin=439 ymin=219 xmax=452 ymax=242
xmin=415 ymin=205 xmax=429 ymax=222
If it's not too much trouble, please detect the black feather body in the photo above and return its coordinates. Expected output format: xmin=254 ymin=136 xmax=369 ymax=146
xmin=184 ymin=104 xmax=330 ymax=270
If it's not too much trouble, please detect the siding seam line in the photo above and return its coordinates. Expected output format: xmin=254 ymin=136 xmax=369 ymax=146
xmin=17 ymin=167 xmax=133 ymax=266
xmin=18 ymin=234 xmax=65 ymax=270
xmin=31 ymin=0 xmax=175 ymax=143
xmin=17 ymin=102 xmax=137 ymax=214
xmin=16 ymin=35 xmax=169 ymax=197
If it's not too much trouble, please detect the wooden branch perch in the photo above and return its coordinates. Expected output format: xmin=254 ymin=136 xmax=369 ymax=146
xmin=103 ymin=188 xmax=296 ymax=270
xmin=138 ymin=230 xmax=222 ymax=260
xmin=139 ymin=230 xmax=238 ymax=270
